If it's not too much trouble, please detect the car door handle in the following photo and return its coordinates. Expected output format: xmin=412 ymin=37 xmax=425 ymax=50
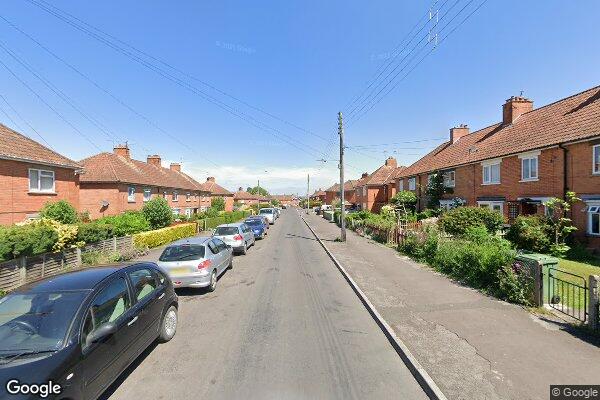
xmin=127 ymin=316 xmax=138 ymax=326
xmin=158 ymin=293 xmax=165 ymax=300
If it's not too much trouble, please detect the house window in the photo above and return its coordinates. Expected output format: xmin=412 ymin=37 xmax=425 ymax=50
xmin=128 ymin=186 xmax=136 ymax=202
xmin=172 ymin=208 xmax=181 ymax=215
xmin=588 ymin=205 xmax=600 ymax=235
xmin=398 ymin=179 xmax=404 ymax=191
xmin=408 ymin=177 xmax=416 ymax=191
xmin=521 ymin=157 xmax=538 ymax=181
xmin=186 ymin=192 xmax=191 ymax=202
xmin=482 ymin=162 xmax=501 ymax=184
xmin=185 ymin=208 xmax=192 ymax=217
xmin=362 ymin=186 xmax=367 ymax=196
xmin=593 ymin=145 xmax=600 ymax=174
xmin=439 ymin=199 xmax=455 ymax=211
xmin=478 ymin=201 xmax=503 ymax=214
xmin=443 ymin=171 xmax=455 ymax=188
xmin=143 ymin=188 xmax=152 ymax=202
xmin=162 ymin=191 xmax=167 ymax=198
xmin=28 ymin=168 xmax=55 ymax=193
xmin=173 ymin=191 xmax=178 ymax=202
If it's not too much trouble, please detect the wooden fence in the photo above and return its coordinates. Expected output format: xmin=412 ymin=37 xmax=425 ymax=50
xmin=345 ymin=218 xmax=423 ymax=246
xmin=0 ymin=236 xmax=134 ymax=292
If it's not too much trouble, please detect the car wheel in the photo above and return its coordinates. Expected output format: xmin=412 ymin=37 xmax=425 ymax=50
xmin=228 ymin=257 xmax=233 ymax=270
xmin=207 ymin=270 xmax=217 ymax=292
xmin=159 ymin=305 xmax=178 ymax=342
xmin=241 ymin=243 xmax=247 ymax=255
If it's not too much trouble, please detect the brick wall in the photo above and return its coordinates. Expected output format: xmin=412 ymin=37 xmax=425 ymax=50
xmin=0 ymin=159 xmax=79 ymax=225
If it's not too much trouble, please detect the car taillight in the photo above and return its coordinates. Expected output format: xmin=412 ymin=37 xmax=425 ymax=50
xmin=198 ymin=259 xmax=212 ymax=270
xmin=233 ymin=234 xmax=243 ymax=241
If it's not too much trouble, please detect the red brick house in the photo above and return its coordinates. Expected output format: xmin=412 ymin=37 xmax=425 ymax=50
xmin=0 ymin=123 xmax=81 ymax=225
xmin=201 ymin=177 xmax=234 ymax=212
xmin=355 ymin=157 xmax=405 ymax=212
xmin=396 ymin=86 xmax=600 ymax=246
xmin=271 ymin=194 xmax=298 ymax=207
xmin=324 ymin=180 xmax=358 ymax=206
xmin=79 ymin=145 xmax=211 ymax=219
xmin=310 ymin=188 xmax=326 ymax=203
xmin=234 ymin=187 xmax=259 ymax=206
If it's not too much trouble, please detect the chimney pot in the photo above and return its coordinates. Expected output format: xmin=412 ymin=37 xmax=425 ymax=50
xmin=113 ymin=144 xmax=130 ymax=159
xmin=502 ymin=95 xmax=533 ymax=125
xmin=450 ymin=125 xmax=470 ymax=144
xmin=169 ymin=162 xmax=181 ymax=172
xmin=207 ymin=177 xmax=215 ymax=182
xmin=147 ymin=154 xmax=161 ymax=167
xmin=385 ymin=157 xmax=397 ymax=168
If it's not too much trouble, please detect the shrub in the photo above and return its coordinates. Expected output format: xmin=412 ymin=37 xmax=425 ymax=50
xmin=0 ymin=223 xmax=57 ymax=261
xmin=81 ymin=250 xmax=121 ymax=266
xmin=416 ymin=208 xmax=441 ymax=221
xmin=505 ymin=215 xmax=551 ymax=253
xmin=40 ymin=200 xmax=79 ymax=224
xmin=440 ymin=206 xmax=504 ymax=236
xmin=142 ymin=197 xmax=173 ymax=229
xmin=496 ymin=262 xmax=533 ymax=305
xmin=133 ymin=223 xmax=196 ymax=249
xmin=76 ymin=223 xmax=114 ymax=244
xmin=211 ymin=197 xmax=225 ymax=211
xmin=95 ymin=211 xmax=150 ymax=236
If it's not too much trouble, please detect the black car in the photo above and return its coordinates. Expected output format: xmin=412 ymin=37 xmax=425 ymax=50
xmin=0 ymin=263 xmax=178 ymax=400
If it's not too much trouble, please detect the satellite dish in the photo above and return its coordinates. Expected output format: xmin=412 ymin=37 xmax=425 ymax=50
xmin=100 ymin=200 xmax=110 ymax=207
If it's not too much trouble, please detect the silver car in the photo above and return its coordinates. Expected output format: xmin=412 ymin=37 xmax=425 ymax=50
xmin=213 ymin=223 xmax=255 ymax=255
xmin=259 ymin=208 xmax=276 ymax=224
xmin=157 ymin=236 xmax=233 ymax=292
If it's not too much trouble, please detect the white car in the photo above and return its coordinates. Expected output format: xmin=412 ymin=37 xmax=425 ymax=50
xmin=213 ymin=223 xmax=256 ymax=254
xmin=259 ymin=208 xmax=276 ymax=224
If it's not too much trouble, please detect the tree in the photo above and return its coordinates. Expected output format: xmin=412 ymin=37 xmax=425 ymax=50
xmin=543 ymin=191 xmax=580 ymax=257
xmin=426 ymin=171 xmax=452 ymax=209
xmin=211 ymin=196 xmax=226 ymax=211
xmin=39 ymin=200 xmax=79 ymax=224
xmin=247 ymin=186 xmax=269 ymax=196
xmin=142 ymin=197 xmax=173 ymax=229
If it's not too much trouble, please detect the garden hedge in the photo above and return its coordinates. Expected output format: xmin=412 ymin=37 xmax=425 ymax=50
xmin=133 ymin=223 xmax=197 ymax=249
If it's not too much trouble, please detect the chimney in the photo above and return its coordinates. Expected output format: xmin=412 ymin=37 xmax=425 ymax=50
xmin=502 ymin=95 xmax=533 ymax=125
xmin=207 ymin=177 xmax=215 ymax=182
xmin=147 ymin=154 xmax=161 ymax=167
xmin=169 ymin=162 xmax=181 ymax=173
xmin=113 ymin=144 xmax=130 ymax=158
xmin=361 ymin=172 xmax=368 ymax=178
xmin=450 ymin=124 xmax=470 ymax=144
xmin=238 ymin=187 xmax=243 ymax=191
xmin=385 ymin=157 xmax=397 ymax=168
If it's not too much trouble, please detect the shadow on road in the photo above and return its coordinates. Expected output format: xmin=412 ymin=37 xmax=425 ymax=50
xmin=536 ymin=316 xmax=600 ymax=347
xmin=285 ymin=233 xmax=337 ymax=242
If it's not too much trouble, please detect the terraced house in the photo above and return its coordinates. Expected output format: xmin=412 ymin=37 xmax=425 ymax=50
xmin=396 ymin=85 xmax=600 ymax=247
xmin=79 ymin=144 xmax=212 ymax=219
xmin=202 ymin=176 xmax=234 ymax=212
xmin=0 ymin=123 xmax=81 ymax=224
xmin=324 ymin=179 xmax=358 ymax=207
xmin=355 ymin=157 xmax=405 ymax=212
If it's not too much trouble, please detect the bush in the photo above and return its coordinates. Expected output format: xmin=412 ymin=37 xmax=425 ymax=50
xmin=440 ymin=206 xmax=504 ymax=236
xmin=76 ymin=223 xmax=114 ymax=244
xmin=496 ymin=262 xmax=533 ymax=305
xmin=40 ymin=200 xmax=79 ymax=224
xmin=95 ymin=211 xmax=150 ymax=237
xmin=211 ymin=197 xmax=225 ymax=211
xmin=133 ymin=223 xmax=196 ymax=249
xmin=142 ymin=197 xmax=173 ymax=229
xmin=505 ymin=215 xmax=551 ymax=253
xmin=0 ymin=223 xmax=58 ymax=261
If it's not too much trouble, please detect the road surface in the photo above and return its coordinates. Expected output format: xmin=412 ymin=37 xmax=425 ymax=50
xmin=104 ymin=209 xmax=427 ymax=400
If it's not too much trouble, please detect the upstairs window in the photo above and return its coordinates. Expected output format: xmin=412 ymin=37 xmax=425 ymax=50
xmin=398 ymin=179 xmax=404 ymax=191
xmin=521 ymin=156 xmax=538 ymax=181
xmin=408 ymin=177 xmax=416 ymax=191
xmin=482 ymin=162 xmax=501 ymax=184
xmin=173 ymin=191 xmax=179 ymax=202
xmin=127 ymin=186 xmax=136 ymax=202
xmin=443 ymin=171 xmax=455 ymax=188
xmin=186 ymin=192 xmax=191 ymax=202
xmin=593 ymin=145 xmax=600 ymax=174
xmin=29 ymin=169 xmax=55 ymax=193
xmin=143 ymin=188 xmax=152 ymax=202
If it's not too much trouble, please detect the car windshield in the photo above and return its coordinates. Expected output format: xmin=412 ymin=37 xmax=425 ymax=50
xmin=259 ymin=209 xmax=272 ymax=214
xmin=0 ymin=291 xmax=87 ymax=353
xmin=245 ymin=220 xmax=262 ymax=227
xmin=215 ymin=227 xmax=239 ymax=236
xmin=160 ymin=244 xmax=206 ymax=261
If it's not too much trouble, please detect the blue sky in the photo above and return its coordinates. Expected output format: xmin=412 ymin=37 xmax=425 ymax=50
xmin=0 ymin=0 xmax=598 ymax=194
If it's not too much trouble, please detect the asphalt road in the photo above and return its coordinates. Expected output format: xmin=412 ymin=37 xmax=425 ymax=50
xmin=104 ymin=209 xmax=427 ymax=400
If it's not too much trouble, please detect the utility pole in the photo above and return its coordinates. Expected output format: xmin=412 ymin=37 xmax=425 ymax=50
xmin=306 ymin=173 xmax=310 ymax=214
xmin=338 ymin=112 xmax=346 ymax=241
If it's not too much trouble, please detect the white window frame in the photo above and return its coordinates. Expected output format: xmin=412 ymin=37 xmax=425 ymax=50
xmin=477 ymin=200 xmax=504 ymax=214
xmin=481 ymin=159 xmax=501 ymax=185
xmin=362 ymin=186 xmax=367 ymax=196
xmin=185 ymin=208 xmax=193 ymax=217
xmin=127 ymin=186 xmax=136 ymax=202
xmin=443 ymin=170 xmax=456 ymax=188
xmin=143 ymin=188 xmax=152 ymax=202
xmin=587 ymin=201 xmax=600 ymax=235
xmin=593 ymin=145 xmax=600 ymax=175
xmin=173 ymin=191 xmax=179 ymax=202
xmin=172 ymin=208 xmax=181 ymax=215
xmin=28 ymin=168 xmax=55 ymax=193
xmin=408 ymin=177 xmax=416 ymax=191
xmin=519 ymin=151 xmax=540 ymax=182
xmin=398 ymin=179 xmax=404 ymax=191
xmin=439 ymin=199 xmax=455 ymax=211
xmin=186 ymin=192 xmax=191 ymax=202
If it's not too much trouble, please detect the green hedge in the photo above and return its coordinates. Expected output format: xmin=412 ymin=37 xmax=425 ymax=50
xmin=439 ymin=206 xmax=504 ymax=236
xmin=133 ymin=223 xmax=197 ymax=249
xmin=198 ymin=211 xmax=251 ymax=230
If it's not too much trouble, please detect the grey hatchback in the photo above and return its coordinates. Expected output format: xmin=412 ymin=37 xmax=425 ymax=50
xmin=157 ymin=236 xmax=233 ymax=292
xmin=213 ymin=223 xmax=256 ymax=255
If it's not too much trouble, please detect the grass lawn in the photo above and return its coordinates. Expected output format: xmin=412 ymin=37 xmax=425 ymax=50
xmin=541 ymin=259 xmax=600 ymax=313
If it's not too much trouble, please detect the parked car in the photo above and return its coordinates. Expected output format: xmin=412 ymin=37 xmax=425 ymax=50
xmin=157 ymin=236 xmax=233 ymax=291
xmin=259 ymin=208 xmax=276 ymax=224
xmin=0 ymin=263 xmax=178 ymax=400
xmin=254 ymin=214 xmax=270 ymax=229
xmin=213 ymin=223 xmax=255 ymax=254
xmin=244 ymin=217 xmax=268 ymax=238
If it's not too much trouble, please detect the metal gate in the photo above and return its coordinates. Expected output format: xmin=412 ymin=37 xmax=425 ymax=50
xmin=547 ymin=268 xmax=588 ymax=323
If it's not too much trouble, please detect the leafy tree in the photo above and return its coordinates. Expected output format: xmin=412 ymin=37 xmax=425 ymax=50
xmin=543 ymin=191 xmax=580 ymax=257
xmin=211 ymin=196 xmax=226 ymax=211
xmin=247 ymin=186 xmax=269 ymax=196
xmin=426 ymin=171 xmax=452 ymax=209
xmin=39 ymin=200 xmax=79 ymax=224
xmin=142 ymin=197 xmax=173 ymax=229
xmin=271 ymin=199 xmax=281 ymax=207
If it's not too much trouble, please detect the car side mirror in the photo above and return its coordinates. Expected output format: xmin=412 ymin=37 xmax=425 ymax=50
xmin=86 ymin=322 xmax=117 ymax=347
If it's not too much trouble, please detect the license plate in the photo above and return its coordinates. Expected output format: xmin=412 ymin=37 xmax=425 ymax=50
xmin=169 ymin=267 xmax=189 ymax=276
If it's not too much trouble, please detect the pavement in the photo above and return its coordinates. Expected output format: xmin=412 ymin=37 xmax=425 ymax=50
xmin=103 ymin=209 xmax=428 ymax=400
xmin=303 ymin=211 xmax=600 ymax=400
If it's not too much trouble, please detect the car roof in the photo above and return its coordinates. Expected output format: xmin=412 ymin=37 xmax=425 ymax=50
xmin=168 ymin=236 xmax=212 ymax=246
xmin=15 ymin=263 xmax=156 ymax=293
xmin=216 ymin=222 xmax=243 ymax=228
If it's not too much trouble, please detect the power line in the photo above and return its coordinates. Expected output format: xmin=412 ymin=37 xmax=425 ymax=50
xmin=0 ymin=93 xmax=54 ymax=148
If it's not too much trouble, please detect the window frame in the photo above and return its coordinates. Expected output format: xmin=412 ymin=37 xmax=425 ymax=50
xmin=587 ymin=203 xmax=600 ymax=236
xmin=143 ymin=188 xmax=152 ymax=202
xmin=477 ymin=200 xmax=504 ymax=214
xmin=593 ymin=145 xmax=600 ymax=175
xmin=28 ymin=168 xmax=55 ymax=193
xmin=443 ymin=170 xmax=456 ymax=188
xmin=398 ymin=179 xmax=404 ymax=191
xmin=173 ymin=191 xmax=179 ymax=202
xmin=408 ymin=177 xmax=416 ymax=191
xmin=482 ymin=161 xmax=501 ymax=185
xmin=520 ymin=156 xmax=539 ymax=182
xmin=127 ymin=186 xmax=136 ymax=202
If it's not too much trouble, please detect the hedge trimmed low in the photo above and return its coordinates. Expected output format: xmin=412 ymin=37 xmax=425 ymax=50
xmin=133 ymin=223 xmax=196 ymax=249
